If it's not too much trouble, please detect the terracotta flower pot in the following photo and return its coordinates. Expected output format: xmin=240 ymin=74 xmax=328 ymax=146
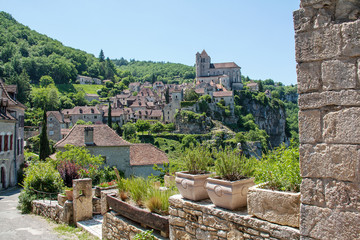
xmin=175 ymin=171 xmax=211 ymax=201
xmin=57 ymin=194 xmax=67 ymax=206
xmin=247 ymin=184 xmax=300 ymax=227
xmin=65 ymin=189 xmax=73 ymax=201
xmin=206 ymin=177 xmax=254 ymax=210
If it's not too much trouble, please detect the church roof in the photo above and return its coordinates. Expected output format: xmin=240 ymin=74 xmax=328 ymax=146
xmin=200 ymin=50 xmax=209 ymax=57
xmin=212 ymin=62 xmax=240 ymax=69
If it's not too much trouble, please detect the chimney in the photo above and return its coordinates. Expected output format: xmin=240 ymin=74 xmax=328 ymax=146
xmin=84 ymin=127 xmax=94 ymax=145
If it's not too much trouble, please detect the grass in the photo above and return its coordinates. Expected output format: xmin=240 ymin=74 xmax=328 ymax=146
xmin=46 ymin=220 xmax=98 ymax=240
xmin=73 ymin=84 xmax=103 ymax=94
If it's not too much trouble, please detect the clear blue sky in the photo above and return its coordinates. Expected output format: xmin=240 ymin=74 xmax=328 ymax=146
xmin=1 ymin=0 xmax=300 ymax=85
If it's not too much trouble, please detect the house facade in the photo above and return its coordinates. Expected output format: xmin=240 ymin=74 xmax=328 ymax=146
xmin=0 ymin=79 xmax=25 ymax=189
xmin=54 ymin=124 xmax=168 ymax=177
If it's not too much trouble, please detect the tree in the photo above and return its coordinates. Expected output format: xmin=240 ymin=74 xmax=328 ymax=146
xmin=135 ymin=120 xmax=151 ymax=135
xmin=99 ymin=49 xmax=105 ymax=62
xmin=165 ymin=87 xmax=170 ymax=104
xmin=258 ymin=81 xmax=264 ymax=92
xmin=107 ymin=102 xmax=112 ymax=127
xmin=151 ymin=122 xmax=165 ymax=133
xmin=184 ymin=89 xmax=199 ymax=101
xmin=122 ymin=122 xmax=136 ymax=140
xmin=39 ymin=75 xmax=55 ymax=87
xmin=39 ymin=109 xmax=51 ymax=160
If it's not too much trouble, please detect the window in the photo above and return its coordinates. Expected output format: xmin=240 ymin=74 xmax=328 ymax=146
xmin=79 ymin=109 xmax=83 ymax=114
xmin=49 ymin=131 xmax=54 ymax=136
xmin=4 ymin=135 xmax=8 ymax=151
xmin=49 ymin=123 xmax=53 ymax=128
xmin=94 ymin=116 xmax=97 ymax=119
xmin=0 ymin=135 xmax=2 ymax=152
xmin=91 ymin=109 xmax=94 ymax=114
xmin=49 ymin=117 xmax=53 ymax=121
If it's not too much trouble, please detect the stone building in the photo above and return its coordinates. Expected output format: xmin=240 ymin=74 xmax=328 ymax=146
xmin=77 ymin=75 xmax=101 ymax=85
xmin=212 ymin=90 xmax=234 ymax=112
xmin=294 ymin=0 xmax=360 ymax=239
xmin=163 ymin=89 xmax=183 ymax=123
xmin=0 ymin=79 xmax=25 ymax=189
xmin=196 ymin=50 xmax=243 ymax=90
xmin=62 ymin=106 xmax=102 ymax=125
xmin=54 ymin=124 xmax=168 ymax=177
xmin=46 ymin=111 xmax=70 ymax=142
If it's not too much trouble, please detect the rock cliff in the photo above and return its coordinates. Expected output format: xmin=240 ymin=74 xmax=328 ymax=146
xmin=242 ymin=98 xmax=287 ymax=147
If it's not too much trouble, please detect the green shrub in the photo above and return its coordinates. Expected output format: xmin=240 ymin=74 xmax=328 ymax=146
xmin=255 ymin=142 xmax=300 ymax=192
xmin=214 ymin=148 xmax=254 ymax=181
xmin=181 ymin=144 xmax=212 ymax=174
xmin=180 ymin=101 xmax=196 ymax=108
xmin=134 ymin=230 xmax=155 ymax=240
xmin=18 ymin=160 xmax=64 ymax=213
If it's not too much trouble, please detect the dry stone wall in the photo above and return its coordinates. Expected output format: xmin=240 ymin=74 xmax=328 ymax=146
xmin=168 ymin=195 xmax=299 ymax=240
xmin=294 ymin=0 xmax=360 ymax=239
xmin=32 ymin=200 xmax=73 ymax=225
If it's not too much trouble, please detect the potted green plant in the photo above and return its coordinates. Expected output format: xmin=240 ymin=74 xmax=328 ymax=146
xmin=64 ymin=186 xmax=73 ymax=201
xmin=247 ymin=143 xmax=301 ymax=228
xmin=206 ymin=147 xmax=255 ymax=210
xmin=175 ymin=144 xmax=212 ymax=201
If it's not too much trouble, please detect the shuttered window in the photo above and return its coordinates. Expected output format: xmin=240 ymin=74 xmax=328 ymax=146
xmin=4 ymin=135 xmax=8 ymax=151
xmin=10 ymin=135 xmax=13 ymax=150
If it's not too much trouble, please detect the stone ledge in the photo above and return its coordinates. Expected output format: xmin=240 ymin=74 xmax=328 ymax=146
xmin=169 ymin=195 xmax=300 ymax=240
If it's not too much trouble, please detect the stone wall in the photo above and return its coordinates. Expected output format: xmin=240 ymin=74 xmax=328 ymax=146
xmin=294 ymin=0 xmax=360 ymax=239
xmin=168 ymin=195 xmax=299 ymax=240
xmin=102 ymin=211 xmax=166 ymax=240
xmin=32 ymin=200 xmax=73 ymax=225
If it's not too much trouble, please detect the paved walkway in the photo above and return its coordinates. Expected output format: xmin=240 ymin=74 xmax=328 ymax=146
xmin=77 ymin=215 xmax=103 ymax=239
xmin=0 ymin=187 xmax=62 ymax=240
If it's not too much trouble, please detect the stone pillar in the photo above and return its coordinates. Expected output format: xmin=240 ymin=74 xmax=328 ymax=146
xmin=294 ymin=0 xmax=360 ymax=239
xmin=73 ymin=178 xmax=93 ymax=223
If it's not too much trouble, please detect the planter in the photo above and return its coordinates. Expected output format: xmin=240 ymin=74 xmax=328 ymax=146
xmin=58 ymin=194 xmax=67 ymax=206
xmin=206 ymin=177 xmax=254 ymax=210
xmin=175 ymin=171 xmax=211 ymax=201
xmin=247 ymin=184 xmax=300 ymax=228
xmin=65 ymin=189 xmax=73 ymax=201
xmin=95 ymin=185 xmax=117 ymax=198
xmin=164 ymin=175 xmax=175 ymax=187
xmin=106 ymin=194 xmax=169 ymax=237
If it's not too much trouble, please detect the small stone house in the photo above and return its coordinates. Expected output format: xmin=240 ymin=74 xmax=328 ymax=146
xmin=62 ymin=106 xmax=102 ymax=125
xmin=213 ymin=90 xmax=234 ymax=111
xmin=54 ymin=124 xmax=168 ymax=177
xmin=47 ymin=111 xmax=69 ymax=142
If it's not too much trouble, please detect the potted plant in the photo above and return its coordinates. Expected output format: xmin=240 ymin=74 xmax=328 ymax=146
xmin=64 ymin=187 xmax=73 ymax=201
xmin=247 ymin=143 xmax=301 ymax=228
xmin=206 ymin=147 xmax=255 ymax=210
xmin=95 ymin=180 xmax=117 ymax=198
xmin=175 ymin=144 xmax=212 ymax=201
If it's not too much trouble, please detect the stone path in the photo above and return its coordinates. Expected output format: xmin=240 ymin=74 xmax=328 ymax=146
xmin=0 ymin=187 xmax=62 ymax=240
xmin=77 ymin=215 xmax=103 ymax=239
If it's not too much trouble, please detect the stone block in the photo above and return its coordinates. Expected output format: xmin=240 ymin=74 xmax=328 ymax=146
xmin=323 ymin=108 xmax=360 ymax=143
xmin=299 ymin=90 xmax=360 ymax=110
xmin=297 ymin=62 xmax=321 ymax=93
xmin=298 ymin=110 xmax=322 ymax=143
xmin=321 ymin=60 xmax=357 ymax=90
xmin=300 ymin=204 xmax=360 ymax=239
xmin=325 ymin=180 xmax=360 ymax=210
xmin=295 ymin=25 xmax=341 ymax=62
xmin=300 ymin=144 xmax=360 ymax=181
xmin=169 ymin=217 xmax=185 ymax=227
xmin=301 ymin=178 xmax=325 ymax=207
xmin=300 ymin=0 xmax=332 ymax=8
xmin=293 ymin=8 xmax=316 ymax=32
xmin=341 ymin=19 xmax=360 ymax=57
xmin=247 ymin=185 xmax=300 ymax=228
xmin=73 ymin=178 xmax=92 ymax=223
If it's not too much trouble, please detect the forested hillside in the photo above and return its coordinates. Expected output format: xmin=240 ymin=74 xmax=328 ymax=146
xmin=0 ymin=11 xmax=118 ymax=103
xmin=113 ymin=59 xmax=195 ymax=84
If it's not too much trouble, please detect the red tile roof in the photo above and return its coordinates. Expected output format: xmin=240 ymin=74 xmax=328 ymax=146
xmin=130 ymin=144 xmax=168 ymax=166
xmin=212 ymin=62 xmax=240 ymax=69
xmin=213 ymin=91 xmax=233 ymax=97
xmin=63 ymin=106 xmax=101 ymax=115
xmin=200 ymin=50 xmax=209 ymax=57
xmin=55 ymin=124 xmax=131 ymax=148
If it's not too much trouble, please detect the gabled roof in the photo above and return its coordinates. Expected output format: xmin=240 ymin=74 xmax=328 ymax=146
xmin=213 ymin=91 xmax=233 ymax=97
xmin=47 ymin=111 xmax=63 ymax=123
xmin=63 ymin=106 xmax=101 ymax=115
xmin=5 ymin=85 xmax=17 ymax=94
xmin=200 ymin=50 xmax=209 ymax=57
xmin=212 ymin=62 xmax=240 ymax=69
xmin=55 ymin=124 xmax=131 ymax=148
xmin=130 ymin=144 xmax=168 ymax=166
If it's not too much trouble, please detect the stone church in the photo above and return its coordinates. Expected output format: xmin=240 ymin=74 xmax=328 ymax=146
xmin=196 ymin=50 xmax=243 ymax=90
